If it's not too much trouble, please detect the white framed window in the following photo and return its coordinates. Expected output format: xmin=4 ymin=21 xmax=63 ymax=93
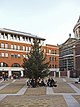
xmin=5 ymin=44 xmax=8 ymax=49
xmin=14 ymin=45 xmax=16 ymax=50
xmin=18 ymin=46 xmax=20 ymax=50
xmin=5 ymin=53 xmax=8 ymax=57
xmin=11 ymin=45 xmax=13 ymax=49
xmin=18 ymin=54 xmax=20 ymax=58
xmin=1 ymin=62 xmax=3 ymax=67
xmin=1 ymin=43 xmax=5 ymax=48
xmin=26 ymin=55 xmax=28 ymax=58
xmin=26 ymin=46 xmax=28 ymax=51
xmin=49 ymin=50 xmax=51 ymax=53
xmin=23 ymin=46 xmax=25 ymax=51
xmin=29 ymin=47 xmax=31 ymax=51
xmin=1 ymin=53 xmax=4 ymax=57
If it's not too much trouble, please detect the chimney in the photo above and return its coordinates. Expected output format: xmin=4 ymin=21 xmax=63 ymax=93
xmin=69 ymin=33 xmax=71 ymax=38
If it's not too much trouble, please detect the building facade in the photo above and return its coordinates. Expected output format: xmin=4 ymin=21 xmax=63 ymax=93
xmin=43 ymin=44 xmax=59 ymax=73
xmin=73 ymin=16 xmax=80 ymax=77
xmin=59 ymin=16 xmax=80 ymax=77
xmin=59 ymin=35 xmax=77 ymax=72
xmin=0 ymin=28 xmax=59 ymax=78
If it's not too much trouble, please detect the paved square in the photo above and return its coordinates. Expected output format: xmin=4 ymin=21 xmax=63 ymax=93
xmin=0 ymin=77 xmax=80 ymax=107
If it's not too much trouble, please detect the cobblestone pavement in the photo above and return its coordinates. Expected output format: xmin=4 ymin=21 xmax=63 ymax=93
xmin=0 ymin=78 xmax=80 ymax=107
xmin=0 ymin=95 xmax=68 ymax=107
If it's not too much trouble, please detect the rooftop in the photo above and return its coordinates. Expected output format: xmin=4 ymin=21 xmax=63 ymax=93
xmin=0 ymin=28 xmax=45 ymax=40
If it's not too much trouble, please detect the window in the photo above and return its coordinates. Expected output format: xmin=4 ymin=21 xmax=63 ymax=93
xmin=14 ymin=35 xmax=16 ymax=40
xmin=11 ymin=63 xmax=20 ymax=67
xmin=18 ymin=46 xmax=20 ymax=50
xmin=1 ymin=32 xmax=4 ymax=39
xmin=51 ymin=50 xmax=54 ymax=54
xmin=14 ymin=45 xmax=16 ymax=50
xmin=55 ymin=57 xmax=56 ymax=61
xmin=22 ymin=36 xmax=25 ymax=41
xmin=49 ymin=50 xmax=51 ymax=53
xmin=11 ymin=54 xmax=15 ymax=58
xmin=5 ymin=33 xmax=8 ymax=39
xmin=29 ymin=47 xmax=31 ymax=51
xmin=11 ymin=45 xmax=13 ymax=49
xmin=1 ymin=53 xmax=4 ymax=57
xmin=55 ymin=50 xmax=56 ymax=54
xmin=0 ymin=62 xmax=8 ymax=67
xmin=55 ymin=65 xmax=57 ymax=68
xmin=5 ymin=44 xmax=8 ymax=49
xmin=52 ymin=65 xmax=54 ymax=68
xmin=1 ymin=43 xmax=5 ymax=48
xmin=17 ymin=54 xmax=20 ymax=58
xmin=17 ymin=35 xmax=20 ymax=40
xmin=26 ymin=46 xmax=28 ymax=51
xmin=23 ymin=46 xmax=25 ymax=51
xmin=49 ymin=64 xmax=51 ymax=68
xmin=26 ymin=55 xmax=28 ymax=58
xmin=11 ymin=34 xmax=13 ymax=39
xmin=52 ymin=57 xmax=54 ymax=61
xmin=49 ymin=57 xmax=51 ymax=61
xmin=5 ymin=53 xmax=8 ymax=57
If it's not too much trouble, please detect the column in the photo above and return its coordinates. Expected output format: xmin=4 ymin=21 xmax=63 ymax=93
xmin=54 ymin=72 xmax=56 ymax=77
xmin=21 ymin=71 xmax=24 ymax=77
xmin=59 ymin=71 xmax=60 ymax=78
xmin=67 ymin=70 xmax=70 ymax=78
xmin=8 ymin=67 xmax=12 ymax=77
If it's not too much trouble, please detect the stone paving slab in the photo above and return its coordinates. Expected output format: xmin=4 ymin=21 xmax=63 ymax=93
xmin=73 ymin=95 xmax=80 ymax=104
xmin=0 ymin=95 xmax=68 ymax=107
xmin=24 ymin=87 xmax=46 ymax=96
xmin=63 ymin=95 xmax=80 ymax=107
xmin=53 ymin=82 xmax=76 ymax=93
xmin=0 ymin=79 xmax=26 ymax=94
xmin=68 ymin=83 xmax=80 ymax=93
xmin=1 ymin=79 xmax=13 ymax=84
xmin=72 ymin=83 xmax=80 ymax=89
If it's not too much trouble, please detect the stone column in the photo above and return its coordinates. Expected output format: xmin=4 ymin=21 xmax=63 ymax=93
xmin=54 ymin=72 xmax=56 ymax=77
xmin=21 ymin=71 xmax=24 ymax=77
xmin=8 ymin=67 xmax=12 ymax=77
xmin=67 ymin=70 xmax=70 ymax=78
xmin=59 ymin=71 xmax=60 ymax=78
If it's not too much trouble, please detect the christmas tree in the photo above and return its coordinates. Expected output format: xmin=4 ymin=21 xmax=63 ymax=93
xmin=23 ymin=39 xmax=50 ymax=79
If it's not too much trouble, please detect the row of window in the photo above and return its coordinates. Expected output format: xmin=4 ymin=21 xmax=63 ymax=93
xmin=0 ymin=62 xmax=20 ymax=67
xmin=48 ymin=50 xmax=57 ymax=54
xmin=49 ymin=64 xmax=57 ymax=68
xmin=0 ymin=32 xmax=33 ymax=42
xmin=0 ymin=52 xmax=57 ymax=61
xmin=49 ymin=57 xmax=56 ymax=61
xmin=59 ymin=48 xmax=73 ymax=57
xmin=0 ymin=43 xmax=58 ymax=56
xmin=0 ymin=53 xmax=28 ymax=58
xmin=0 ymin=43 xmax=31 ymax=51
xmin=0 ymin=32 xmax=42 ymax=44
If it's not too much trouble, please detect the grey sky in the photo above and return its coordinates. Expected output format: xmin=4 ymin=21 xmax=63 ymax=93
xmin=0 ymin=0 xmax=80 ymax=45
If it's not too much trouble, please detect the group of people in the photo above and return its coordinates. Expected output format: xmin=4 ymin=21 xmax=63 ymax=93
xmin=47 ymin=77 xmax=57 ymax=87
xmin=26 ymin=77 xmax=57 ymax=88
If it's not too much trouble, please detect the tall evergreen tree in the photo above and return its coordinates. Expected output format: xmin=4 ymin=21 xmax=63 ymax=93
xmin=23 ymin=39 xmax=50 ymax=79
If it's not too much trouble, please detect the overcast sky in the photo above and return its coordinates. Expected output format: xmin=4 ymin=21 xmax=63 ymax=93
xmin=0 ymin=0 xmax=80 ymax=45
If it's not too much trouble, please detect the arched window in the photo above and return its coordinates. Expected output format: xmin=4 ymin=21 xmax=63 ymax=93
xmin=0 ymin=62 xmax=8 ymax=67
xmin=11 ymin=63 xmax=20 ymax=67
